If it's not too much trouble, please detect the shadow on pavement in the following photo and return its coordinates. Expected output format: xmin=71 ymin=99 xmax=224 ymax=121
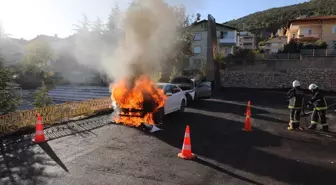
xmin=191 ymin=98 xmax=289 ymax=124
xmin=194 ymin=157 xmax=264 ymax=185
xmin=38 ymin=142 xmax=69 ymax=172
xmin=154 ymin=112 xmax=336 ymax=185
xmin=0 ymin=136 xmax=58 ymax=185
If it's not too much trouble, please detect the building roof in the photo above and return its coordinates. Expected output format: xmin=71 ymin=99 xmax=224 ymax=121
xmin=287 ymin=16 xmax=336 ymax=27
xmin=191 ymin=19 xmax=237 ymax=30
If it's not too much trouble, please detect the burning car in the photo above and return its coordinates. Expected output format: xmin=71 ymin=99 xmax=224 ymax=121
xmin=110 ymin=75 xmax=186 ymax=131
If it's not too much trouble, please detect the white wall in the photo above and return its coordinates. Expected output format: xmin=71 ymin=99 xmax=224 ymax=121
xmin=218 ymin=30 xmax=237 ymax=44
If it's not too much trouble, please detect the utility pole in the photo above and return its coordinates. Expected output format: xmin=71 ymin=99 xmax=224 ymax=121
xmin=206 ymin=14 xmax=221 ymax=92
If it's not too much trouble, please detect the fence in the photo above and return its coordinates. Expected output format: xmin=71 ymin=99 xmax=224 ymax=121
xmin=255 ymin=53 xmax=301 ymax=60
xmin=300 ymin=49 xmax=336 ymax=56
xmin=0 ymin=97 xmax=112 ymax=135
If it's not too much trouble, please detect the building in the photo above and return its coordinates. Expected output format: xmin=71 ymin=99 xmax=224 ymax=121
xmin=262 ymin=36 xmax=287 ymax=53
xmin=237 ymin=31 xmax=257 ymax=50
xmin=188 ymin=20 xmax=238 ymax=69
xmin=285 ymin=16 xmax=336 ymax=49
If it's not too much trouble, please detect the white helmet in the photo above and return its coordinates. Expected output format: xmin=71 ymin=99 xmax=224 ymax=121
xmin=292 ymin=80 xmax=300 ymax=87
xmin=309 ymin=83 xmax=318 ymax=91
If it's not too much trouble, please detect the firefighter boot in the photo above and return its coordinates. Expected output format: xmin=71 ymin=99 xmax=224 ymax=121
xmin=308 ymin=123 xmax=317 ymax=130
xmin=322 ymin=125 xmax=329 ymax=132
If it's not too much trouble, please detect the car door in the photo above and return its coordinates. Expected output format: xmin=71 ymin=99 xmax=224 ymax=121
xmin=163 ymin=85 xmax=174 ymax=114
xmin=171 ymin=85 xmax=183 ymax=111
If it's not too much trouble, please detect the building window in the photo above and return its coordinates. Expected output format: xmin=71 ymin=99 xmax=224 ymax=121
xmin=271 ymin=49 xmax=279 ymax=53
xmin=193 ymin=46 xmax=201 ymax=54
xmin=193 ymin=33 xmax=202 ymax=41
xmin=333 ymin=41 xmax=336 ymax=49
xmin=271 ymin=43 xmax=280 ymax=47
xmin=224 ymin=47 xmax=231 ymax=54
xmin=192 ymin=59 xmax=202 ymax=68
xmin=308 ymin=29 xmax=312 ymax=35
xmin=332 ymin=26 xmax=336 ymax=34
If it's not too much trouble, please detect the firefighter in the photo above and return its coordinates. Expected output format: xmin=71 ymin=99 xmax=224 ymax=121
xmin=286 ymin=80 xmax=304 ymax=130
xmin=307 ymin=83 xmax=328 ymax=132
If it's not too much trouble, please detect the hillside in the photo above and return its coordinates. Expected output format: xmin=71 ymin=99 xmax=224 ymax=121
xmin=225 ymin=0 xmax=336 ymax=35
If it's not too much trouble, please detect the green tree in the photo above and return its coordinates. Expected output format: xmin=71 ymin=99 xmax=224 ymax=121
xmin=32 ymin=82 xmax=53 ymax=108
xmin=22 ymin=39 xmax=56 ymax=88
xmin=226 ymin=0 xmax=336 ymax=36
xmin=0 ymin=57 xmax=21 ymax=115
xmin=169 ymin=65 xmax=182 ymax=81
xmin=107 ymin=3 xmax=120 ymax=31
xmin=282 ymin=39 xmax=302 ymax=53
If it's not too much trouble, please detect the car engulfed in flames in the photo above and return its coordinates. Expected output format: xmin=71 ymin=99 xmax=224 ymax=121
xmin=110 ymin=75 xmax=167 ymax=127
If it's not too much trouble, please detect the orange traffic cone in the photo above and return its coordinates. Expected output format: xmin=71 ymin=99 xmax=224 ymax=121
xmin=178 ymin=125 xmax=195 ymax=160
xmin=32 ymin=114 xmax=46 ymax=143
xmin=243 ymin=101 xmax=252 ymax=132
xmin=245 ymin=101 xmax=251 ymax=116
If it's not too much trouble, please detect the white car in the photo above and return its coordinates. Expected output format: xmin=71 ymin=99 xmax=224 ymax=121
xmin=110 ymin=82 xmax=187 ymax=125
xmin=155 ymin=82 xmax=187 ymax=116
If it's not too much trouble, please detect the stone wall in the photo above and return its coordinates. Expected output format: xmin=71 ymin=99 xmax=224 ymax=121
xmin=220 ymin=57 xmax=336 ymax=91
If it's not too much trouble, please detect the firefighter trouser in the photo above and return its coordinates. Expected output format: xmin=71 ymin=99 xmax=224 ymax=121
xmin=310 ymin=109 xmax=328 ymax=128
xmin=289 ymin=108 xmax=301 ymax=129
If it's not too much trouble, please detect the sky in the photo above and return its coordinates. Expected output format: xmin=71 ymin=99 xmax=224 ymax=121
xmin=0 ymin=0 xmax=309 ymax=40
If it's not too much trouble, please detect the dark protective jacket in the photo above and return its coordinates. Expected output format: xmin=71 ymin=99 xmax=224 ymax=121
xmin=308 ymin=89 xmax=328 ymax=110
xmin=287 ymin=87 xmax=304 ymax=109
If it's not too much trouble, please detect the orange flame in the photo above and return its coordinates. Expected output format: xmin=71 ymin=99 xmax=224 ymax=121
xmin=111 ymin=75 xmax=166 ymax=127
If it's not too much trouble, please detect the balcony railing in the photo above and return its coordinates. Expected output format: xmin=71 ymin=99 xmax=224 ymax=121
xmin=296 ymin=33 xmax=321 ymax=39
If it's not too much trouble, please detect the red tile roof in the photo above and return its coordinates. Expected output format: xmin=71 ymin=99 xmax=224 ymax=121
xmin=287 ymin=16 xmax=336 ymax=27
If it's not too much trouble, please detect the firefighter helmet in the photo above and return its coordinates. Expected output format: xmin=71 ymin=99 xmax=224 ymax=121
xmin=292 ymin=80 xmax=300 ymax=87
xmin=309 ymin=83 xmax=318 ymax=91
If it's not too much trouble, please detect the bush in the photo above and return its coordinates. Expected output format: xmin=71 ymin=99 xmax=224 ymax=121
xmin=282 ymin=39 xmax=328 ymax=53
xmin=0 ymin=60 xmax=21 ymax=115
xmin=32 ymin=83 xmax=53 ymax=108
xmin=223 ymin=48 xmax=256 ymax=65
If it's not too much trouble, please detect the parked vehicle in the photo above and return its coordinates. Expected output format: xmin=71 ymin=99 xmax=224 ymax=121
xmin=153 ymin=83 xmax=187 ymax=124
xmin=170 ymin=76 xmax=212 ymax=104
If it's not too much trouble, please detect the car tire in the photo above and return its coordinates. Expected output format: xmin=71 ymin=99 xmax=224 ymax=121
xmin=179 ymin=99 xmax=186 ymax=112
xmin=185 ymin=93 xmax=193 ymax=105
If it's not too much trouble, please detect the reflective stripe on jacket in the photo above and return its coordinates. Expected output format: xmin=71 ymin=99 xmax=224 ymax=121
xmin=287 ymin=87 xmax=304 ymax=109
xmin=309 ymin=90 xmax=327 ymax=110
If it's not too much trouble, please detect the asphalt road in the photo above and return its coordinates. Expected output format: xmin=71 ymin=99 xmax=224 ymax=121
xmin=1 ymin=89 xmax=336 ymax=185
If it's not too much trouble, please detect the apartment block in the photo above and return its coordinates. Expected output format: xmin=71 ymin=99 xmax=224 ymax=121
xmin=285 ymin=16 xmax=336 ymax=49
xmin=238 ymin=31 xmax=257 ymax=50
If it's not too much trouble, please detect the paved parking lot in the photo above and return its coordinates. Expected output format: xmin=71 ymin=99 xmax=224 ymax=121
xmin=1 ymin=89 xmax=336 ymax=185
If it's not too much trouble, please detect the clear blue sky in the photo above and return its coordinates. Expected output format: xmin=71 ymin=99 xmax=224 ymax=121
xmin=0 ymin=0 xmax=309 ymax=40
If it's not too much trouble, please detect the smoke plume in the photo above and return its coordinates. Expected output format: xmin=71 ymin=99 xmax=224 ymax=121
xmin=103 ymin=0 xmax=182 ymax=82
xmin=69 ymin=0 xmax=190 ymax=85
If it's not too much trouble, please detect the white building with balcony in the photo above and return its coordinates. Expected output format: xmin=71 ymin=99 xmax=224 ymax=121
xmin=188 ymin=20 xmax=238 ymax=69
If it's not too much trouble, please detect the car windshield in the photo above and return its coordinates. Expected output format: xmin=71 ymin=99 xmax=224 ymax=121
xmin=156 ymin=84 xmax=165 ymax=89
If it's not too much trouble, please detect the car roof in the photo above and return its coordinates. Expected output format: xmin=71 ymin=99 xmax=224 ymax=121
xmin=156 ymin=82 xmax=179 ymax=87
xmin=156 ymin=82 xmax=169 ymax=86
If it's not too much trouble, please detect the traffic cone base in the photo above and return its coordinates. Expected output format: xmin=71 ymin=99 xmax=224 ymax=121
xmin=178 ymin=152 xmax=195 ymax=160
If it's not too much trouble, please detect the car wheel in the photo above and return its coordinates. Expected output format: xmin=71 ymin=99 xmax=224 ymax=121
xmin=185 ymin=93 xmax=192 ymax=105
xmin=179 ymin=99 xmax=186 ymax=112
